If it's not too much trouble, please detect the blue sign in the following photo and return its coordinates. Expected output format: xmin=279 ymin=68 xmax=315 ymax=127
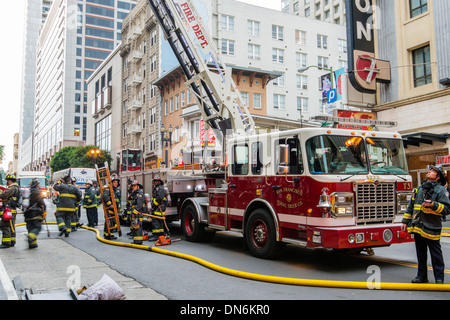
xmin=327 ymin=89 xmax=337 ymax=104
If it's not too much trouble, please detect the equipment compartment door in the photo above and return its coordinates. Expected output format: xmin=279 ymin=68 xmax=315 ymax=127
xmin=208 ymin=188 xmax=227 ymax=230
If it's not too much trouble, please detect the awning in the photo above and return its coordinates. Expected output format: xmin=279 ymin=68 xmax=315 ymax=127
xmin=402 ymin=132 xmax=450 ymax=148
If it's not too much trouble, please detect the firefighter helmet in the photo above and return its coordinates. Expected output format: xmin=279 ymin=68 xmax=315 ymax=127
xmin=131 ymin=179 xmax=143 ymax=189
xmin=429 ymin=165 xmax=447 ymax=186
xmin=86 ymin=180 xmax=93 ymax=185
xmin=5 ymin=173 xmax=16 ymax=182
xmin=111 ymin=175 xmax=120 ymax=186
xmin=29 ymin=178 xmax=40 ymax=188
xmin=153 ymin=176 xmax=164 ymax=185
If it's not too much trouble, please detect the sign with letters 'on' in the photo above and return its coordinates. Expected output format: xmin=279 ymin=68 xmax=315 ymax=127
xmin=345 ymin=0 xmax=391 ymax=93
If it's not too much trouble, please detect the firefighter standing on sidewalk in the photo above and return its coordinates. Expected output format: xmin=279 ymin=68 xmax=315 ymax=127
xmin=24 ymin=178 xmax=46 ymax=249
xmin=54 ymin=175 xmax=81 ymax=237
xmin=130 ymin=180 xmax=144 ymax=244
xmin=402 ymin=165 xmax=450 ymax=284
xmin=0 ymin=173 xmax=20 ymax=248
xmin=149 ymin=177 xmax=167 ymax=241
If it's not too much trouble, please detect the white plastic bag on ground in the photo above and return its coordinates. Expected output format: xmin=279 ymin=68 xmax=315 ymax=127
xmin=78 ymin=274 xmax=126 ymax=300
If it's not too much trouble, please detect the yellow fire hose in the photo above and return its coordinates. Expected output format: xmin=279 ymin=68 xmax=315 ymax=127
xmin=13 ymin=222 xmax=450 ymax=292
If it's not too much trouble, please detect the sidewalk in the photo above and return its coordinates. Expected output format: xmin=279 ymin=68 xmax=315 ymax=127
xmin=0 ymin=224 xmax=167 ymax=300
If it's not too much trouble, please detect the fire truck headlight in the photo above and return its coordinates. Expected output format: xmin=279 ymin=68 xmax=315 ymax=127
xmin=330 ymin=192 xmax=354 ymax=218
xmin=397 ymin=192 xmax=411 ymax=215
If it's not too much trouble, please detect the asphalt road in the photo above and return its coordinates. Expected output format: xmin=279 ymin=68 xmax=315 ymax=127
xmin=34 ymin=199 xmax=450 ymax=300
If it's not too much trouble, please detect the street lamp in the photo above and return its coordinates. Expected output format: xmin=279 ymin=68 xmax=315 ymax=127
xmin=89 ymin=148 xmax=101 ymax=165
xmin=160 ymin=124 xmax=173 ymax=168
xmin=298 ymin=65 xmax=334 ymax=88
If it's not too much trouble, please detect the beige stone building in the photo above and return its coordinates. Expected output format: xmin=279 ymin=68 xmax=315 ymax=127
xmin=374 ymin=0 xmax=450 ymax=186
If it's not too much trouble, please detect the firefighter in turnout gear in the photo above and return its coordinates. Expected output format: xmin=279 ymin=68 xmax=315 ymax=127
xmin=149 ymin=177 xmax=167 ymax=241
xmin=24 ymin=178 xmax=47 ymax=249
xmin=130 ymin=180 xmax=144 ymax=244
xmin=0 ymin=173 xmax=20 ymax=248
xmin=71 ymin=177 xmax=81 ymax=231
xmin=54 ymin=175 xmax=82 ymax=237
xmin=402 ymin=165 xmax=450 ymax=284
xmin=83 ymin=180 xmax=98 ymax=228
xmin=101 ymin=177 xmax=121 ymax=240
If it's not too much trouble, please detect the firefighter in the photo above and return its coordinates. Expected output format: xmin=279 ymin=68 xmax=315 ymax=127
xmin=402 ymin=165 xmax=450 ymax=284
xmin=101 ymin=179 xmax=120 ymax=240
xmin=71 ymin=177 xmax=81 ymax=231
xmin=129 ymin=180 xmax=145 ymax=244
xmin=149 ymin=177 xmax=167 ymax=241
xmin=0 ymin=173 xmax=20 ymax=248
xmin=83 ymin=180 xmax=98 ymax=228
xmin=24 ymin=178 xmax=46 ymax=249
xmin=92 ymin=180 xmax=101 ymax=226
xmin=54 ymin=175 xmax=82 ymax=237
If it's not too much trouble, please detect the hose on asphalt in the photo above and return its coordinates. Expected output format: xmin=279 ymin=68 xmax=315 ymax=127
xmin=15 ymin=222 xmax=450 ymax=292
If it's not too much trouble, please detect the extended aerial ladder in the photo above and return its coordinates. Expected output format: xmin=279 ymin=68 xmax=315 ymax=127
xmin=95 ymin=162 xmax=122 ymax=237
xmin=147 ymin=0 xmax=255 ymax=141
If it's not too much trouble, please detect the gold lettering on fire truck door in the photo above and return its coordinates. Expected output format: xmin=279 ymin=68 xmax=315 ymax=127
xmin=275 ymin=188 xmax=303 ymax=210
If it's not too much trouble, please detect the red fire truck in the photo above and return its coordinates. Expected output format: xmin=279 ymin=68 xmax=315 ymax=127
xmin=142 ymin=0 xmax=414 ymax=258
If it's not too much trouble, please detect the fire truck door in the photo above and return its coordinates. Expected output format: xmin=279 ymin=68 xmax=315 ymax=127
xmin=208 ymin=188 xmax=227 ymax=230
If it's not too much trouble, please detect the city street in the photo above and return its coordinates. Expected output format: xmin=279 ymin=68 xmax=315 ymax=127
xmin=5 ymin=199 xmax=450 ymax=301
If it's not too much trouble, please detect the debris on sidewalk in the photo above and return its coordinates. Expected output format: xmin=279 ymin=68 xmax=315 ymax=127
xmin=78 ymin=274 xmax=126 ymax=300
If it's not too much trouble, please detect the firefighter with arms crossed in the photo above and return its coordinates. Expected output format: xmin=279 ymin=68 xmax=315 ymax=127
xmin=129 ymin=180 xmax=144 ymax=244
xmin=149 ymin=177 xmax=167 ymax=241
xmin=0 ymin=173 xmax=20 ymax=248
xmin=402 ymin=165 xmax=450 ymax=284
xmin=54 ymin=175 xmax=82 ymax=237
xmin=24 ymin=178 xmax=47 ymax=249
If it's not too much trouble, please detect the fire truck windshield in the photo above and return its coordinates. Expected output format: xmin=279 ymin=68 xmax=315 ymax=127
xmin=306 ymin=135 xmax=368 ymax=174
xmin=366 ymin=137 xmax=408 ymax=175
xmin=306 ymin=135 xmax=408 ymax=175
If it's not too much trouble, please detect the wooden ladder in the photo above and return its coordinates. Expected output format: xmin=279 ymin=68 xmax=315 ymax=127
xmin=95 ymin=162 xmax=122 ymax=237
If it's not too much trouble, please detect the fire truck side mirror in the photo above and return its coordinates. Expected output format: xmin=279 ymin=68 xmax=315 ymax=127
xmin=277 ymin=144 xmax=290 ymax=174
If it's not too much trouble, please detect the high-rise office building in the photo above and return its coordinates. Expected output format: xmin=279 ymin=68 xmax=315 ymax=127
xmin=19 ymin=0 xmax=53 ymax=171
xmin=31 ymin=0 xmax=137 ymax=172
xmin=282 ymin=0 xmax=346 ymax=26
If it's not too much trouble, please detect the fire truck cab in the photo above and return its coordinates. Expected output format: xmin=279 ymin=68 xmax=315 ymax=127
xmin=180 ymin=127 xmax=413 ymax=259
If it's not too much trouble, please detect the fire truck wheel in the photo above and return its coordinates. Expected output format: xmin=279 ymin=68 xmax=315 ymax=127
xmin=245 ymin=209 xmax=283 ymax=259
xmin=181 ymin=203 xmax=206 ymax=242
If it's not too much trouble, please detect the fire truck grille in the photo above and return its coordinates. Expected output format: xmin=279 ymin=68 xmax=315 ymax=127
xmin=355 ymin=181 xmax=396 ymax=224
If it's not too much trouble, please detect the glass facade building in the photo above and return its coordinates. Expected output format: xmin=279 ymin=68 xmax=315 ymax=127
xmin=32 ymin=0 xmax=137 ymax=171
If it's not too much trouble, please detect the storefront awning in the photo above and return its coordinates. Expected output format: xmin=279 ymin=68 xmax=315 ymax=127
xmin=402 ymin=132 xmax=449 ymax=148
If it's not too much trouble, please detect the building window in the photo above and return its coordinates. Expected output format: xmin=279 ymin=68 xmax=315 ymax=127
xmin=272 ymin=25 xmax=284 ymax=41
xmin=410 ymin=0 xmax=427 ymax=18
xmin=221 ymin=15 xmax=235 ymax=31
xmin=221 ymin=39 xmax=235 ymax=56
xmin=74 ymin=128 xmax=80 ymax=136
xmin=253 ymin=93 xmax=262 ymax=109
xmin=272 ymin=48 xmax=284 ymax=63
xmin=273 ymin=94 xmax=286 ymax=110
xmin=247 ymin=20 xmax=260 ymax=36
xmin=248 ymin=44 xmax=260 ymax=60
xmin=297 ymin=97 xmax=308 ymax=112
xmin=295 ymin=30 xmax=307 ymax=46
xmin=317 ymin=34 xmax=328 ymax=49
xmin=412 ymin=45 xmax=432 ymax=87
xmin=95 ymin=114 xmax=111 ymax=152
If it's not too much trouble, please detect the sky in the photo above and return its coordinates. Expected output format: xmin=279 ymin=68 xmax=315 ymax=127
xmin=0 ymin=0 xmax=280 ymax=172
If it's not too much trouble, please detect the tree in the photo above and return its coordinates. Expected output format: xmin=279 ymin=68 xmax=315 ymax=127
xmin=69 ymin=145 xmax=112 ymax=168
xmin=50 ymin=146 xmax=77 ymax=173
xmin=50 ymin=145 xmax=112 ymax=173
